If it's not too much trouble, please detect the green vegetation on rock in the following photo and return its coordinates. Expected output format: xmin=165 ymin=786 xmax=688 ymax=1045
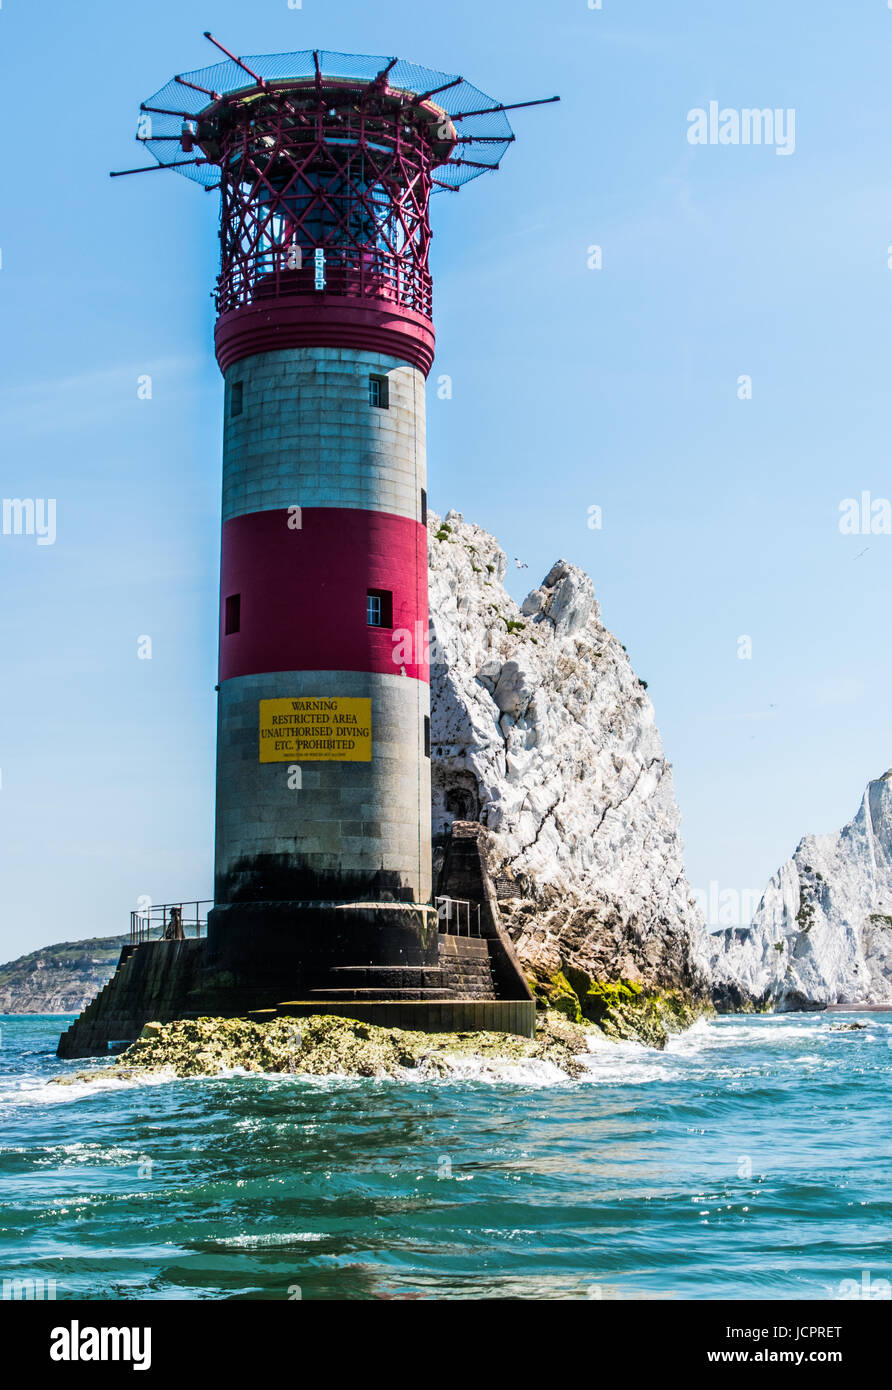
xmin=528 ymin=963 xmax=709 ymax=1049
xmin=52 ymin=1012 xmax=618 ymax=1083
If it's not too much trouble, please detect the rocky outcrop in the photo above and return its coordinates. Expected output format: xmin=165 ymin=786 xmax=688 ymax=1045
xmin=428 ymin=511 xmax=711 ymax=1033
xmin=53 ymin=1012 xmax=611 ymax=1083
xmin=0 ymin=936 xmax=127 ymax=1014
xmin=711 ymin=772 xmax=892 ymax=1011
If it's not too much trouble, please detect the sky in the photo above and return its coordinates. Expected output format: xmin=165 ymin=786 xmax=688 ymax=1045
xmin=1 ymin=0 xmax=890 ymax=957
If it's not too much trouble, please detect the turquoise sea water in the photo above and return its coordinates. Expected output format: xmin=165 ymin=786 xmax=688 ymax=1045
xmin=1 ymin=1013 xmax=889 ymax=1301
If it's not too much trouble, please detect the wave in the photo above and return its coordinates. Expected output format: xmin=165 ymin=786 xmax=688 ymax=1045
xmin=211 ymin=1231 xmax=326 ymax=1248
xmin=3 ymin=1010 xmax=888 ymax=1105
xmin=0 ymin=1067 xmax=175 ymax=1108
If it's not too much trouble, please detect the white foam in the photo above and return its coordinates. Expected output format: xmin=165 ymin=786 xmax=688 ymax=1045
xmin=6 ymin=1013 xmax=877 ymax=1103
xmin=0 ymin=1068 xmax=175 ymax=1108
xmin=414 ymin=1054 xmax=575 ymax=1085
xmin=214 ymin=1231 xmax=326 ymax=1248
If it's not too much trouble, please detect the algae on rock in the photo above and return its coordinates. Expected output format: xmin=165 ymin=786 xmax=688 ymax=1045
xmin=52 ymin=1012 xmax=631 ymax=1084
xmin=529 ymin=966 xmax=709 ymax=1049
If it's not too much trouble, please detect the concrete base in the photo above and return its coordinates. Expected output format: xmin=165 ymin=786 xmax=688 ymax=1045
xmin=205 ymin=899 xmax=440 ymax=992
xmin=56 ymin=931 xmax=536 ymax=1058
xmin=56 ymin=934 xmax=536 ymax=1056
xmin=254 ymin=998 xmax=536 ymax=1037
xmin=57 ymin=940 xmax=206 ymax=1059
xmin=57 ymin=824 xmax=537 ymax=1058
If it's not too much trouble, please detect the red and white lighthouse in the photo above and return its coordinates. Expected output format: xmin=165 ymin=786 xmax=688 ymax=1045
xmin=122 ymin=39 xmax=556 ymax=1007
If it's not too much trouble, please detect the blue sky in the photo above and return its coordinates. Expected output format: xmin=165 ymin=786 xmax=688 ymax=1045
xmin=2 ymin=0 xmax=890 ymax=955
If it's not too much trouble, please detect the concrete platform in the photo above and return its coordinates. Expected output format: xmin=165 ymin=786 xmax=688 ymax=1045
xmin=57 ymin=824 xmax=537 ymax=1057
xmin=262 ymin=998 xmax=536 ymax=1037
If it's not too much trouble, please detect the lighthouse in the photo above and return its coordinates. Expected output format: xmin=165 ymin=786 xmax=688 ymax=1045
xmin=111 ymin=39 xmax=556 ymax=1019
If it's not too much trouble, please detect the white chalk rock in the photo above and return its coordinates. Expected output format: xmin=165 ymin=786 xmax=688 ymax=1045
xmin=711 ymin=771 xmax=892 ymax=1009
xmin=428 ymin=512 xmax=710 ymax=995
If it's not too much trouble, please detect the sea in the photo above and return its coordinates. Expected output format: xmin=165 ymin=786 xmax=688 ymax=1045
xmin=1 ymin=1011 xmax=889 ymax=1301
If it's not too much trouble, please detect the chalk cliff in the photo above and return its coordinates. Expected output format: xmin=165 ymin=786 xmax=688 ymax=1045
xmin=428 ymin=510 xmax=711 ymax=1032
xmin=711 ymin=772 xmax=892 ymax=1010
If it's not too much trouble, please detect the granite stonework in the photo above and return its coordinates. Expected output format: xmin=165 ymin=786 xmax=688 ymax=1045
xmin=211 ymin=337 xmax=435 ymax=994
xmin=222 ymin=349 xmax=426 ymax=524
xmin=214 ymin=670 xmax=431 ymax=908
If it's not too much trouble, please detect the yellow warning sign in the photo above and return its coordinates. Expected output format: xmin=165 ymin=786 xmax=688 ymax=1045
xmin=259 ymin=697 xmax=372 ymax=763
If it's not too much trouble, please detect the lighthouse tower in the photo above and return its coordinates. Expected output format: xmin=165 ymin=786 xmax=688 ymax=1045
xmin=122 ymin=39 xmax=555 ymax=1008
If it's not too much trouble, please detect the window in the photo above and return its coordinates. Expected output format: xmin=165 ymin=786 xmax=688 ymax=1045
xmin=231 ymin=381 xmax=243 ymax=417
xmin=420 ymin=488 xmax=427 ymax=525
xmin=368 ymin=374 xmax=389 ymax=409
xmin=224 ymin=593 xmax=241 ymax=635
xmin=366 ymin=589 xmax=393 ymax=628
xmin=424 ymin=716 xmax=431 ymax=759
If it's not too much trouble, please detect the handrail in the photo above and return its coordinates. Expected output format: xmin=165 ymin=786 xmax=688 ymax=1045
xmin=129 ymin=900 xmax=213 ymax=945
xmin=217 ymin=245 xmax=433 ymax=318
xmin=435 ymin=895 xmax=481 ymax=937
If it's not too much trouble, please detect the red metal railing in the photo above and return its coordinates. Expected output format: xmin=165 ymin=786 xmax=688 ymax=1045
xmin=216 ymin=245 xmax=433 ymax=317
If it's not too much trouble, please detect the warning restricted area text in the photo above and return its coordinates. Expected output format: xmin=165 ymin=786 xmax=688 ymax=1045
xmin=259 ymin=697 xmax=372 ymax=762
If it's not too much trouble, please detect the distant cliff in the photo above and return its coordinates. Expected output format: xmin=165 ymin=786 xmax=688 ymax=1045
xmin=0 ymin=936 xmax=127 ymax=1014
xmin=711 ymin=772 xmax=892 ymax=1010
xmin=428 ymin=510 xmax=711 ymax=1035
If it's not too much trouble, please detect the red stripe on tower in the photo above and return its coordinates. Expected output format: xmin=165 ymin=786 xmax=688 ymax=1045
xmin=218 ymin=507 xmax=429 ymax=682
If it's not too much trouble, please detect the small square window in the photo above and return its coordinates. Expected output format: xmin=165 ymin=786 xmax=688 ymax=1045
xmin=368 ymin=374 xmax=389 ymax=409
xmin=366 ymin=589 xmax=393 ymax=628
xmin=224 ymin=593 xmax=241 ymax=635
xmin=231 ymin=381 xmax=243 ymax=417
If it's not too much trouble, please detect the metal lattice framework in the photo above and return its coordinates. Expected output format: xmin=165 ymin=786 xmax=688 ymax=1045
xmin=211 ymin=77 xmax=441 ymax=316
xmin=116 ymin=37 xmax=558 ymax=321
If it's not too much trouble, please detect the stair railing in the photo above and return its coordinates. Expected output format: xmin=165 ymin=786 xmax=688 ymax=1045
xmin=435 ymin=896 xmax=482 ymax=937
